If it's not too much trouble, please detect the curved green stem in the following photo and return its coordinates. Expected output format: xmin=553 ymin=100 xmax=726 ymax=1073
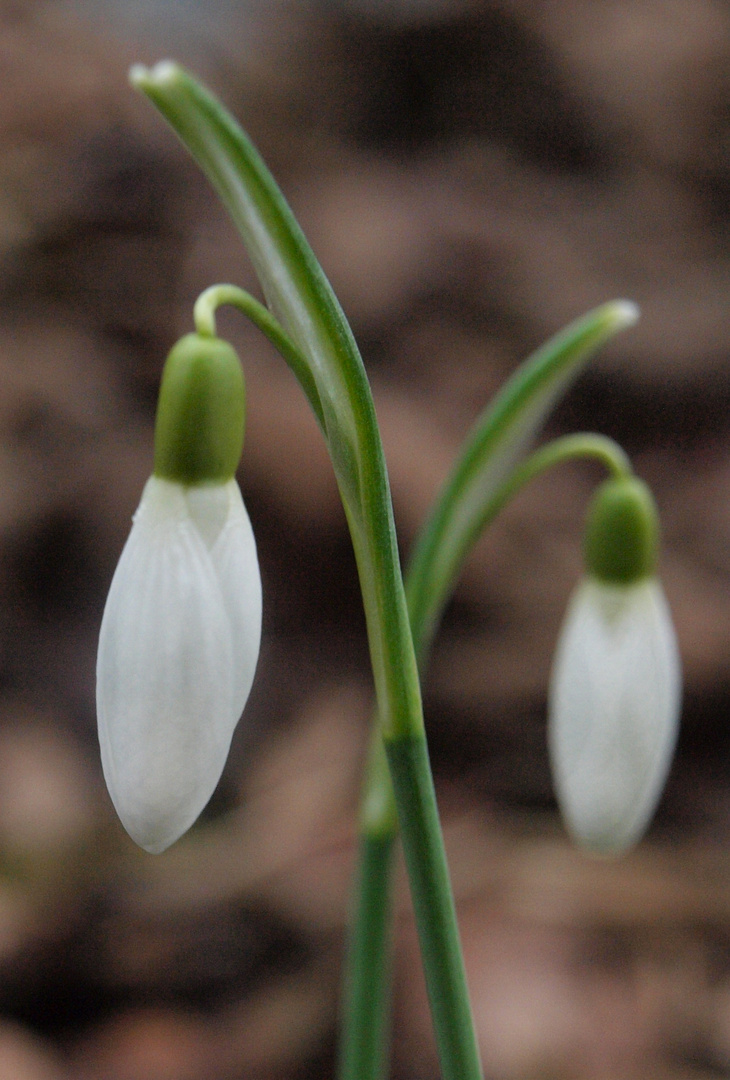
xmin=132 ymin=63 xmax=482 ymax=1080
xmin=406 ymin=301 xmax=638 ymax=667
xmin=338 ymin=301 xmax=638 ymax=1080
xmin=341 ymin=429 xmax=633 ymax=1080
xmin=193 ymin=284 xmax=325 ymax=430
xmin=372 ymin=432 xmax=630 ymax=808
xmin=458 ymin=431 xmax=631 ymax=579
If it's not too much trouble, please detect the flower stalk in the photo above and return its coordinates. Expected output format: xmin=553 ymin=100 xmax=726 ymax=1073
xmin=340 ymin=311 xmax=638 ymax=1080
xmin=132 ymin=62 xmax=482 ymax=1080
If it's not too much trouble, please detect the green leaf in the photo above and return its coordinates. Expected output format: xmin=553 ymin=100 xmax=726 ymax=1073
xmin=406 ymin=300 xmax=639 ymax=662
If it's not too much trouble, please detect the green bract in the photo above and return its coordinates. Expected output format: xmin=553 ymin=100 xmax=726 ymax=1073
xmin=584 ymin=476 xmax=658 ymax=585
xmin=154 ymin=332 xmax=245 ymax=485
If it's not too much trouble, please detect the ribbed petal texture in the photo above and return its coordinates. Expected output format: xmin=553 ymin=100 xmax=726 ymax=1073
xmin=97 ymin=476 xmax=262 ymax=853
xmin=548 ymin=577 xmax=681 ymax=855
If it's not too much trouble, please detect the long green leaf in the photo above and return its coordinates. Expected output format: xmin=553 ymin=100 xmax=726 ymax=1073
xmin=131 ymin=60 xmax=421 ymax=742
xmin=406 ymin=300 xmax=638 ymax=663
xmin=133 ymin=61 xmax=483 ymax=1080
xmin=131 ymin=62 xmax=366 ymax=504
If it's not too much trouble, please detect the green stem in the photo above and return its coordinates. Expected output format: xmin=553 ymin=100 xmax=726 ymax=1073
xmin=191 ymin=276 xmax=480 ymax=1079
xmin=340 ymin=735 xmax=396 ymax=1080
xmin=409 ymin=432 xmax=631 ymax=666
xmin=339 ymin=433 xmax=631 ymax=1080
xmin=339 ymin=301 xmax=638 ymax=1080
xmin=340 ymin=733 xmax=396 ymax=1080
xmin=339 ymin=833 xmax=396 ymax=1080
xmin=478 ymin=432 xmax=630 ymax=526
xmin=406 ymin=303 xmax=638 ymax=666
xmin=336 ymin=300 xmax=637 ymax=1080
xmin=193 ymin=284 xmax=325 ymax=431
xmin=386 ymin=734 xmax=480 ymax=1077
xmin=132 ymin=58 xmax=481 ymax=1074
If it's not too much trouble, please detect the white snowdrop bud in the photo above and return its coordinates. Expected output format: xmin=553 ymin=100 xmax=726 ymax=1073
xmin=548 ymin=477 xmax=681 ymax=855
xmin=96 ymin=334 xmax=262 ymax=853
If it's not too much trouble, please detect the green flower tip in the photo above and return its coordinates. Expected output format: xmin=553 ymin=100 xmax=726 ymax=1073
xmin=583 ymin=475 xmax=659 ymax=585
xmin=154 ymin=333 xmax=246 ymax=486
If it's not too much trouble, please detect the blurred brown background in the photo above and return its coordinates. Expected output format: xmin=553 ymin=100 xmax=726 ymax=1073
xmin=0 ymin=1 xmax=728 ymax=1077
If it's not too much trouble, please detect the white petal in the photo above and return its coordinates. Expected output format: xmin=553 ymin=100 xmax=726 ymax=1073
xmin=185 ymin=480 xmax=262 ymax=718
xmin=548 ymin=577 xmax=681 ymax=855
xmin=96 ymin=476 xmax=237 ymax=853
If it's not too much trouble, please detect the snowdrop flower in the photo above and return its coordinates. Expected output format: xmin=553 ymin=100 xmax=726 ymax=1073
xmin=548 ymin=476 xmax=681 ymax=855
xmin=97 ymin=333 xmax=262 ymax=853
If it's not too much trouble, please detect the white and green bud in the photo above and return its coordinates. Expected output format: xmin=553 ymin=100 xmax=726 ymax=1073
xmin=548 ymin=476 xmax=681 ymax=855
xmin=96 ymin=334 xmax=262 ymax=853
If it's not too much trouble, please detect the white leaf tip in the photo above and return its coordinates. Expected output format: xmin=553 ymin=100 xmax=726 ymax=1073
xmin=607 ymin=299 xmax=640 ymax=330
xmin=129 ymin=60 xmax=181 ymax=91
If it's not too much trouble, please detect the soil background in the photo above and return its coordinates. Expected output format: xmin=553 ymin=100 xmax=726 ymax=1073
xmin=0 ymin=2 xmax=727 ymax=1078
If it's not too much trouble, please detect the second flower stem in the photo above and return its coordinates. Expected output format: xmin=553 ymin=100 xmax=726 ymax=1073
xmin=340 ymin=731 xmax=396 ymax=1080
xmin=340 ymin=431 xmax=633 ymax=1080
xmin=386 ymin=733 xmax=482 ymax=1080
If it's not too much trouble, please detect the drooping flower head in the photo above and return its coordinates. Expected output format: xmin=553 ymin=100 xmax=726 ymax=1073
xmin=548 ymin=475 xmax=681 ymax=855
xmin=97 ymin=333 xmax=262 ymax=853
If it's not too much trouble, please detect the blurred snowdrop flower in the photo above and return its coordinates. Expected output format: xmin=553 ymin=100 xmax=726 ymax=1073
xmin=548 ymin=476 xmax=681 ymax=855
xmin=97 ymin=334 xmax=261 ymax=853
